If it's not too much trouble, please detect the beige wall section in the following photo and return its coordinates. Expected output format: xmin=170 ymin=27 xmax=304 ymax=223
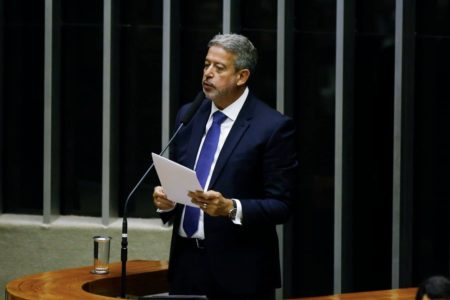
xmin=0 ymin=214 xmax=172 ymax=300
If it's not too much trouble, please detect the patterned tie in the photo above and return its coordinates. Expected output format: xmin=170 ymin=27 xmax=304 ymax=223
xmin=183 ymin=111 xmax=227 ymax=237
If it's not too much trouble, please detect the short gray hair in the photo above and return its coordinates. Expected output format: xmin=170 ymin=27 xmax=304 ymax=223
xmin=208 ymin=33 xmax=258 ymax=72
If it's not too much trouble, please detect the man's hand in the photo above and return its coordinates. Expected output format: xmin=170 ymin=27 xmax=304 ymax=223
xmin=153 ymin=186 xmax=176 ymax=211
xmin=188 ymin=190 xmax=234 ymax=217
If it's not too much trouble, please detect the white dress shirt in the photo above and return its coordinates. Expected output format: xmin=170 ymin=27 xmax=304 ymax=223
xmin=177 ymin=88 xmax=249 ymax=239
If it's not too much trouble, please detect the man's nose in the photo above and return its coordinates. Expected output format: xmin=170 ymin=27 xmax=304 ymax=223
xmin=204 ymin=65 xmax=214 ymax=78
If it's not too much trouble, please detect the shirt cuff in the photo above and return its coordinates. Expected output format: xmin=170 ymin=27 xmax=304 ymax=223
xmin=232 ymin=199 xmax=243 ymax=225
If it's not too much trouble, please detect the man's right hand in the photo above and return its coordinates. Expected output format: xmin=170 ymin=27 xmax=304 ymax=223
xmin=153 ymin=186 xmax=176 ymax=211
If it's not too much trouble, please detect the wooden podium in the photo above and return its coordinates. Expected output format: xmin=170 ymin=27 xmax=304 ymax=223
xmin=6 ymin=260 xmax=418 ymax=300
xmin=292 ymin=288 xmax=418 ymax=300
xmin=5 ymin=260 xmax=169 ymax=300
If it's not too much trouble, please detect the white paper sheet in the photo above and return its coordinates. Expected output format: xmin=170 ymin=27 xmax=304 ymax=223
xmin=151 ymin=153 xmax=203 ymax=207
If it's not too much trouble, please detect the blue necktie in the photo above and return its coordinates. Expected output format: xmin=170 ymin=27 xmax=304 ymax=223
xmin=183 ymin=111 xmax=227 ymax=237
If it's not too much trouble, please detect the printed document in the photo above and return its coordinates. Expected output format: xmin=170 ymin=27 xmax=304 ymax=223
xmin=152 ymin=153 xmax=202 ymax=207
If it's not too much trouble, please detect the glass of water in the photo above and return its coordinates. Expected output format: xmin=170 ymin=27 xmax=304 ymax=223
xmin=90 ymin=235 xmax=112 ymax=274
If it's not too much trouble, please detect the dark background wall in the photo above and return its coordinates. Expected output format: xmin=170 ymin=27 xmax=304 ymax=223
xmin=1 ymin=0 xmax=449 ymax=298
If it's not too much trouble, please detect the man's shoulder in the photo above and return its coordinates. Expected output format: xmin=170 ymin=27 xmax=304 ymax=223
xmin=177 ymin=98 xmax=210 ymax=122
xmin=246 ymin=93 xmax=291 ymax=122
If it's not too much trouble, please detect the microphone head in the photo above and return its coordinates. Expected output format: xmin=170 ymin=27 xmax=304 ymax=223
xmin=181 ymin=91 xmax=205 ymax=125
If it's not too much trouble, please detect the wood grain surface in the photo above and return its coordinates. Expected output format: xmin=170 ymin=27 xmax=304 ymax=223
xmin=6 ymin=260 xmax=418 ymax=300
xmin=6 ymin=260 xmax=169 ymax=300
xmin=295 ymin=288 xmax=418 ymax=300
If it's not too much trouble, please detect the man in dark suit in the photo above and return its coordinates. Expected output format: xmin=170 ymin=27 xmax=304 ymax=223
xmin=153 ymin=33 xmax=297 ymax=300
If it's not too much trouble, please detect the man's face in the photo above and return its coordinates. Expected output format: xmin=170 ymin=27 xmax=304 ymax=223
xmin=202 ymin=45 xmax=244 ymax=106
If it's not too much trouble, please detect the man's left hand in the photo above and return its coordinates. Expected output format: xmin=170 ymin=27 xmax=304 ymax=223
xmin=188 ymin=190 xmax=233 ymax=217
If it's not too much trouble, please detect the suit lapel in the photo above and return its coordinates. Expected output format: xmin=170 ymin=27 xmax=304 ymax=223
xmin=185 ymin=101 xmax=211 ymax=169
xmin=208 ymin=95 xmax=254 ymax=189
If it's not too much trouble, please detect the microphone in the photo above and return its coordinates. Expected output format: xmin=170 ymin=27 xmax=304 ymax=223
xmin=180 ymin=91 xmax=204 ymax=125
xmin=120 ymin=91 xmax=205 ymax=298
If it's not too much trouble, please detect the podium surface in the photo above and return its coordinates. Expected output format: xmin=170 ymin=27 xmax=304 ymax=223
xmin=292 ymin=288 xmax=418 ymax=300
xmin=5 ymin=260 xmax=169 ymax=300
xmin=6 ymin=260 xmax=417 ymax=300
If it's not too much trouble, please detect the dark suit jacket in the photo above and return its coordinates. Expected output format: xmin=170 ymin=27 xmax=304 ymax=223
xmin=160 ymin=92 xmax=297 ymax=294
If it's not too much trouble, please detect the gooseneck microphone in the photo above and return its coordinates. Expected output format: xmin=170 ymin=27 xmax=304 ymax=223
xmin=120 ymin=91 xmax=205 ymax=298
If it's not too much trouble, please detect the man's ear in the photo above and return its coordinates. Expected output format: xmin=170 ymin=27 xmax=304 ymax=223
xmin=236 ymin=69 xmax=250 ymax=86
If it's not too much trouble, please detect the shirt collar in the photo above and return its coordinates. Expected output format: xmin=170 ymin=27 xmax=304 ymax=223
xmin=210 ymin=87 xmax=249 ymax=121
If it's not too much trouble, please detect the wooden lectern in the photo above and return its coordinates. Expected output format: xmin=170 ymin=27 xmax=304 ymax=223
xmin=6 ymin=260 xmax=418 ymax=300
xmin=5 ymin=260 xmax=169 ymax=299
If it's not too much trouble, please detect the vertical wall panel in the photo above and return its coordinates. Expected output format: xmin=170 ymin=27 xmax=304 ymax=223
xmin=239 ymin=0 xmax=277 ymax=108
xmin=411 ymin=0 xmax=450 ymax=285
xmin=352 ymin=0 xmax=395 ymax=292
xmin=162 ymin=0 xmax=173 ymax=148
xmin=290 ymin=0 xmax=336 ymax=297
xmin=277 ymin=1 xmax=294 ymax=299
xmin=44 ymin=0 xmax=57 ymax=222
xmin=276 ymin=0 xmax=293 ymax=115
xmin=162 ymin=0 xmax=178 ymax=139
xmin=222 ymin=0 xmax=238 ymax=34
xmin=118 ymin=0 xmax=163 ymax=218
xmin=44 ymin=0 xmax=54 ymax=222
xmin=1 ymin=0 xmax=44 ymax=216
xmin=0 ymin=0 xmax=4 ymax=213
xmin=179 ymin=0 xmax=221 ymax=107
xmin=392 ymin=0 xmax=415 ymax=288
xmin=101 ymin=0 xmax=118 ymax=225
xmin=334 ymin=0 xmax=354 ymax=293
xmin=59 ymin=0 xmax=103 ymax=217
